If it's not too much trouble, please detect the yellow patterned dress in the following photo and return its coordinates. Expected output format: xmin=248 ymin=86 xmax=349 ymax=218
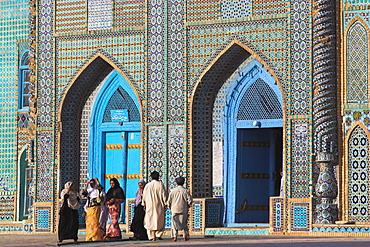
xmin=83 ymin=181 xmax=104 ymax=241
xmin=85 ymin=204 xmax=104 ymax=241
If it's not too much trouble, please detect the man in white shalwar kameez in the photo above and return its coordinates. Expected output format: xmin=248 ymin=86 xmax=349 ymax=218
xmin=167 ymin=176 xmax=193 ymax=242
xmin=142 ymin=171 xmax=168 ymax=241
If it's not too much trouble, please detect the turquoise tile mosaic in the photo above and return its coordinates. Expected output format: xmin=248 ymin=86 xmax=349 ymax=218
xmin=0 ymin=0 xmax=30 ymax=223
xmin=1 ymin=0 xmax=369 ymax=237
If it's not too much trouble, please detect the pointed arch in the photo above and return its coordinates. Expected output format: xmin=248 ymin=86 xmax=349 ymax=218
xmin=345 ymin=123 xmax=370 ymax=222
xmin=57 ymin=53 xmax=142 ymax=188
xmin=189 ymin=40 xmax=286 ymax=198
xmin=88 ymin=71 xmax=141 ymax=182
xmin=223 ymin=59 xmax=284 ymax=224
xmin=344 ymin=17 xmax=370 ymax=104
xmin=58 ymin=52 xmax=142 ymax=122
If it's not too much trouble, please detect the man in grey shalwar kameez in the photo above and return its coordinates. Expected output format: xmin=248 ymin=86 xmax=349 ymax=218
xmin=167 ymin=177 xmax=193 ymax=242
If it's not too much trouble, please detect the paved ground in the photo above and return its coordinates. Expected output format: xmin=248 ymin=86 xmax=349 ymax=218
xmin=1 ymin=234 xmax=370 ymax=247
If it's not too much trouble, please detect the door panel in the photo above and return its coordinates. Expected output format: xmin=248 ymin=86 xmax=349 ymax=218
xmin=104 ymin=132 xmax=126 ymax=191
xmin=104 ymin=132 xmax=126 ymax=222
xmin=236 ymin=128 xmax=282 ymax=223
xmin=126 ymin=132 xmax=141 ymax=199
xmin=104 ymin=131 xmax=141 ymax=223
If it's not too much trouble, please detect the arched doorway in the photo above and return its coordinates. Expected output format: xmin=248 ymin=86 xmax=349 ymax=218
xmin=224 ymin=59 xmax=283 ymax=225
xmin=17 ymin=146 xmax=32 ymax=220
xmin=89 ymin=71 xmax=141 ymax=220
xmin=58 ymin=54 xmax=142 ymax=208
xmin=191 ymin=41 xmax=285 ymax=226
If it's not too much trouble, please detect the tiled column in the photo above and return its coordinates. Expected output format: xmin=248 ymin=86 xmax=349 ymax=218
xmin=312 ymin=0 xmax=338 ymax=224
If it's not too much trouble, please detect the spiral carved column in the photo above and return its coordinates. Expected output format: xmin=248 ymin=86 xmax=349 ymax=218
xmin=312 ymin=0 xmax=338 ymax=224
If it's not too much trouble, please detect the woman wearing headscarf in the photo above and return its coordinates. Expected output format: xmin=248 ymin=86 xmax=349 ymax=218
xmin=58 ymin=181 xmax=81 ymax=243
xmin=129 ymin=180 xmax=148 ymax=240
xmin=82 ymin=178 xmax=104 ymax=241
xmin=94 ymin=177 xmax=109 ymax=233
xmin=104 ymin=178 xmax=125 ymax=240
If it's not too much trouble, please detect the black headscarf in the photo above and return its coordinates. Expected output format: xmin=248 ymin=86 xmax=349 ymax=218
xmin=106 ymin=178 xmax=125 ymax=201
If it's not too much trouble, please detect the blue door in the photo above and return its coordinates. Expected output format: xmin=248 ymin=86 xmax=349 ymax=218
xmin=105 ymin=132 xmax=126 ymax=191
xmin=235 ymin=128 xmax=282 ymax=223
xmin=126 ymin=132 xmax=141 ymax=199
xmin=104 ymin=131 xmax=141 ymax=222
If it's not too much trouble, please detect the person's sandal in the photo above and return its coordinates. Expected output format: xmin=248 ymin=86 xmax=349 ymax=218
xmin=158 ymin=237 xmax=164 ymax=240
xmin=173 ymin=237 xmax=177 ymax=242
xmin=184 ymin=237 xmax=190 ymax=241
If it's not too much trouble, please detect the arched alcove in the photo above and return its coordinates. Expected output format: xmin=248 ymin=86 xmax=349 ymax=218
xmin=58 ymin=54 xmax=142 ymax=190
xmin=347 ymin=125 xmax=369 ymax=222
xmin=191 ymin=41 xmax=285 ymax=225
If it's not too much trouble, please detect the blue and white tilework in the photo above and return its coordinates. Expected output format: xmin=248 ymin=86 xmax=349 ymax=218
xmin=88 ymin=0 xmax=113 ymax=31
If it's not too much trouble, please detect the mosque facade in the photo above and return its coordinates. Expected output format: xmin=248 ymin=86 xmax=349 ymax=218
xmin=1 ymin=0 xmax=370 ymax=236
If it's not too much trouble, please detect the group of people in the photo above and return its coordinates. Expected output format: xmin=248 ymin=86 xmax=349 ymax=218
xmin=57 ymin=171 xmax=193 ymax=243
xmin=58 ymin=177 xmax=125 ymax=243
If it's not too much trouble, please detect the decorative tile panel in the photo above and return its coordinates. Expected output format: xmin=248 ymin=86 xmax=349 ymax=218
xmin=17 ymin=113 xmax=29 ymax=129
xmin=56 ymin=0 xmax=86 ymax=33
xmin=290 ymin=0 xmax=311 ymax=115
xmin=288 ymin=198 xmax=311 ymax=232
xmin=0 ymin=194 xmax=15 ymax=221
xmin=38 ymin=0 xmax=54 ymax=128
xmin=348 ymin=126 xmax=369 ymax=222
xmin=346 ymin=21 xmax=368 ymax=104
xmin=221 ymin=0 xmax=252 ymax=19
xmin=37 ymin=133 xmax=53 ymax=202
xmin=168 ymin=125 xmax=186 ymax=190
xmin=23 ymin=223 xmax=33 ymax=233
xmin=344 ymin=12 xmax=370 ymax=27
xmin=88 ymin=0 xmax=113 ymax=31
xmin=253 ymin=0 xmax=288 ymax=16
xmin=186 ymin=0 xmax=219 ymax=23
xmin=291 ymin=121 xmax=310 ymax=198
xmin=312 ymin=226 xmax=370 ymax=234
xmin=190 ymin=199 xmax=204 ymax=234
xmin=147 ymin=0 xmax=165 ymax=122
xmin=34 ymin=205 xmax=52 ymax=232
xmin=270 ymin=197 xmax=285 ymax=233
xmin=115 ymin=0 xmax=146 ymax=27
xmin=148 ymin=126 xmax=167 ymax=186
xmin=167 ymin=0 xmax=185 ymax=122
xmin=0 ymin=1 xmax=32 ymax=204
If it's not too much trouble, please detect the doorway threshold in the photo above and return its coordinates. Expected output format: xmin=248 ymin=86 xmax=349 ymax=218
xmin=224 ymin=223 xmax=269 ymax=228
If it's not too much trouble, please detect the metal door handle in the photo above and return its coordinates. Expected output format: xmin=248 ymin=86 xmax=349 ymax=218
xmin=236 ymin=199 xmax=248 ymax=214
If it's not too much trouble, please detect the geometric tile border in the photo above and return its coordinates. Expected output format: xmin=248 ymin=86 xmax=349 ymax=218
xmin=312 ymin=226 xmax=370 ymax=234
xmin=270 ymin=197 xmax=285 ymax=233
xmin=190 ymin=199 xmax=205 ymax=235
xmin=288 ymin=198 xmax=312 ymax=232
xmin=34 ymin=203 xmax=53 ymax=233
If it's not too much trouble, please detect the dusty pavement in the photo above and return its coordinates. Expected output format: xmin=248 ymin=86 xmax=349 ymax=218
xmin=0 ymin=234 xmax=370 ymax=247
